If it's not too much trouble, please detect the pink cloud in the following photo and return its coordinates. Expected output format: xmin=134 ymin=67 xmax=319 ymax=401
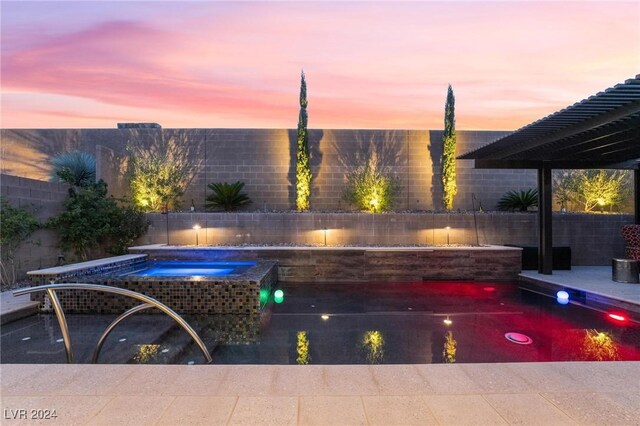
xmin=1 ymin=1 xmax=638 ymax=129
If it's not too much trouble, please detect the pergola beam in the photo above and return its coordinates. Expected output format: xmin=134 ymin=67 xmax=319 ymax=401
xmin=459 ymin=75 xmax=640 ymax=275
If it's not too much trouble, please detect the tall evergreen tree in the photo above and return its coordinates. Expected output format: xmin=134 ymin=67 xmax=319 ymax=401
xmin=296 ymin=70 xmax=312 ymax=211
xmin=442 ymin=84 xmax=457 ymax=210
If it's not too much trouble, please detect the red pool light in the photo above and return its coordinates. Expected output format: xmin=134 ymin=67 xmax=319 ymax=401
xmin=483 ymin=287 xmax=496 ymax=292
xmin=607 ymin=313 xmax=627 ymax=323
xmin=505 ymin=332 xmax=533 ymax=345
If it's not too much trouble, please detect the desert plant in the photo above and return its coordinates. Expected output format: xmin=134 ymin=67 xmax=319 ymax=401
xmin=553 ymin=169 xmax=629 ymax=212
xmin=127 ymin=137 xmax=191 ymax=212
xmin=205 ymin=181 xmax=252 ymax=211
xmin=48 ymin=180 xmax=148 ymax=260
xmin=572 ymin=170 xmax=627 ymax=212
xmin=497 ymin=188 xmax=538 ymax=212
xmin=0 ymin=198 xmax=40 ymax=285
xmin=553 ymin=170 xmax=575 ymax=211
xmin=441 ymin=84 xmax=457 ymax=210
xmin=343 ymin=163 xmax=400 ymax=213
xmin=296 ymin=70 xmax=312 ymax=211
xmin=49 ymin=150 xmax=96 ymax=187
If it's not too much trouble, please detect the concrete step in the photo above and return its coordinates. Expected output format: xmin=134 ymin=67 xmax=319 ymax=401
xmin=0 ymin=291 xmax=40 ymax=325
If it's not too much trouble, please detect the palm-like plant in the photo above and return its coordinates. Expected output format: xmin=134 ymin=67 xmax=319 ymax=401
xmin=497 ymin=188 xmax=538 ymax=212
xmin=205 ymin=181 xmax=252 ymax=211
xmin=49 ymin=150 xmax=96 ymax=187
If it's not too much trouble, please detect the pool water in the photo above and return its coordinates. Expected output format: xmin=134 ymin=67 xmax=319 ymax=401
xmin=121 ymin=261 xmax=257 ymax=277
xmin=2 ymin=282 xmax=639 ymax=364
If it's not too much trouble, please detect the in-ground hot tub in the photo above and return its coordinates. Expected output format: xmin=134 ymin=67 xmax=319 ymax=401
xmin=27 ymin=255 xmax=277 ymax=315
xmin=121 ymin=260 xmax=257 ymax=277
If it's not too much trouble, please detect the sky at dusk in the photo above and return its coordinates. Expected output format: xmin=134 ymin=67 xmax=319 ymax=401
xmin=1 ymin=1 xmax=639 ymax=130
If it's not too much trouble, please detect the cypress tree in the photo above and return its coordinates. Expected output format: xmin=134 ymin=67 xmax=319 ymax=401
xmin=296 ymin=70 xmax=312 ymax=211
xmin=442 ymin=84 xmax=457 ymax=210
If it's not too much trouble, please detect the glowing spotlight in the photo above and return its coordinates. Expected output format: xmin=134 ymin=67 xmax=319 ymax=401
xmin=556 ymin=290 xmax=569 ymax=305
xmin=443 ymin=316 xmax=452 ymax=326
xmin=607 ymin=313 xmax=627 ymax=323
xmin=483 ymin=287 xmax=496 ymax=292
xmin=274 ymin=289 xmax=284 ymax=304
xmin=321 ymin=314 xmax=330 ymax=320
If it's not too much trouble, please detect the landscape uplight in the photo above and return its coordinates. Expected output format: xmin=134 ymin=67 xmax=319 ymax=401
xmin=193 ymin=224 xmax=201 ymax=246
xmin=445 ymin=226 xmax=451 ymax=245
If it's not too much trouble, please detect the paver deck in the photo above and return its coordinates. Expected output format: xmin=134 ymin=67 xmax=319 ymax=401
xmin=1 ymin=362 xmax=639 ymax=425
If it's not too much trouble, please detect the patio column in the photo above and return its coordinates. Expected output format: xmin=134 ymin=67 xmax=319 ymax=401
xmin=538 ymin=164 xmax=553 ymax=274
xmin=635 ymin=169 xmax=640 ymax=225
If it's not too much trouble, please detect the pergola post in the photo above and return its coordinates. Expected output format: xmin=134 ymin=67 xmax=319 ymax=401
xmin=635 ymin=169 xmax=640 ymax=225
xmin=538 ymin=164 xmax=553 ymax=274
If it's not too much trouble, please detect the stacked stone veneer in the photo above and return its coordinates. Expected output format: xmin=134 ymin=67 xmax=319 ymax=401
xmin=28 ymin=257 xmax=277 ymax=315
xmin=140 ymin=212 xmax=633 ymax=266
xmin=1 ymin=128 xmax=535 ymax=211
xmin=130 ymin=246 xmax=522 ymax=282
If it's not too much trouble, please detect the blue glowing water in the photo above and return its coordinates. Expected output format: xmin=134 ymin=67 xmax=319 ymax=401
xmin=124 ymin=261 xmax=256 ymax=277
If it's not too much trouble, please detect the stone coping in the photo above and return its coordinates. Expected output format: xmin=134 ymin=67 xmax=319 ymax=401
xmin=27 ymin=254 xmax=147 ymax=276
xmin=130 ymin=244 xmax=522 ymax=252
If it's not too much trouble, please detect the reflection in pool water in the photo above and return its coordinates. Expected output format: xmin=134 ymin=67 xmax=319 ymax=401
xmin=2 ymin=282 xmax=639 ymax=364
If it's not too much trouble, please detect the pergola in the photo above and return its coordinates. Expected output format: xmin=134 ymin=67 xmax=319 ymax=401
xmin=459 ymin=75 xmax=640 ymax=274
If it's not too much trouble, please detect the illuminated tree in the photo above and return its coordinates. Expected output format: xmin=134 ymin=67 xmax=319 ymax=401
xmin=296 ymin=70 xmax=312 ymax=211
xmin=554 ymin=169 xmax=629 ymax=212
xmin=127 ymin=136 xmax=190 ymax=212
xmin=441 ymin=85 xmax=457 ymax=210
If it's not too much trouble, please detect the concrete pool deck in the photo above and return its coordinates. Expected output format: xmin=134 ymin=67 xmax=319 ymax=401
xmin=520 ymin=266 xmax=640 ymax=317
xmin=1 ymin=362 xmax=639 ymax=425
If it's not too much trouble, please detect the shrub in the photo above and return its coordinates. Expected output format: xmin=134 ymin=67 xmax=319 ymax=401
xmin=0 ymin=198 xmax=40 ymax=285
xmin=343 ymin=164 xmax=400 ymax=213
xmin=127 ymin=139 xmax=190 ymax=212
xmin=553 ymin=169 xmax=629 ymax=212
xmin=497 ymin=188 xmax=538 ymax=212
xmin=49 ymin=150 xmax=96 ymax=187
xmin=48 ymin=181 xmax=148 ymax=260
xmin=205 ymin=181 xmax=252 ymax=211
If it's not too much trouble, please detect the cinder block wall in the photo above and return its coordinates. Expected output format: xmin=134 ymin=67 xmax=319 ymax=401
xmin=0 ymin=174 xmax=71 ymax=280
xmin=1 ymin=128 xmax=537 ymax=211
xmin=141 ymin=212 xmax=633 ymax=266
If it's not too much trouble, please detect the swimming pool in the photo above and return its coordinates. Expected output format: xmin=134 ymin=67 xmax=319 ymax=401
xmin=121 ymin=261 xmax=257 ymax=277
xmin=2 ymin=282 xmax=639 ymax=364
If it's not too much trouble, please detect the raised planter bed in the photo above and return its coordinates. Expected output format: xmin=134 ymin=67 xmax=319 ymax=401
xmin=129 ymin=244 xmax=522 ymax=282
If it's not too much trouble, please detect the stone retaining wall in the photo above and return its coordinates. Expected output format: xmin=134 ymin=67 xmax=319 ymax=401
xmin=130 ymin=246 xmax=522 ymax=282
xmin=139 ymin=212 xmax=633 ymax=266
